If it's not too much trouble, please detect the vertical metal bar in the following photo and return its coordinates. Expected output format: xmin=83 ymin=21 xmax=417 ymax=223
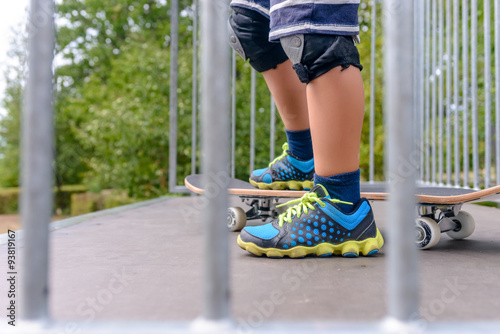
xmin=446 ymin=0 xmax=452 ymax=185
xmin=250 ymin=69 xmax=256 ymax=174
xmin=270 ymin=97 xmax=276 ymax=161
xmin=462 ymin=0 xmax=469 ymax=187
xmin=484 ymin=0 xmax=492 ymax=188
xmin=419 ymin=0 xmax=426 ymax=183
xmin=169 ymin=0 xmax=179 ymax=191
xmin=438 ymin=0 xmax=444 ymax=185
xmin=21 ymin=0 xmax=54 ymax=320
xmin=200 ymin=0 xmax=230 ymax=320
xmin=191 ymin=0 xmax=199 ymax=175
xmin=471 ymin=0 xmax=479 ymax=189
xmin=231 ymin=51 xmax=237 ymax=178
xmin=412 ymin=0 xmax=419 ymax=183
xmin=384 ymin=0 xmax=419 ymax=321
xmin=432 ymin=0 xmax=438 ymax=184
xmin=369 ymin=0 xmax=377 ymax=183
xmin=425 ymin=0 xmax=432 ymax=183
xmin=413 ymin=0 xmax=418 ymax=153
xmin=496 ymin=0 xmax=500 ymax=185
xmin=454 ymin=0 xmax=460 ymax=186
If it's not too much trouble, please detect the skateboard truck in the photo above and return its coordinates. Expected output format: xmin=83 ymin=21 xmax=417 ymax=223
xmin=227 ymin=196 xmax=284 ymax=232
xmin=242 ymin=197 xmax=280 ymax=221
xmin=415 ymin=203 xmax=475 ymax=250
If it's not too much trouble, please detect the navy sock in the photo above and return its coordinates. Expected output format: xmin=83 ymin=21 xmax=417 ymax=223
xmin=314 ymin=169 xmax=361 ymax=213
xmin=285 ymin=129 xmax=313 ymax=160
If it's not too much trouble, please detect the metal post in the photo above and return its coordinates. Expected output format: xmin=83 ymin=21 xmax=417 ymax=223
xmin=191 ymin=0 xmax=199 ymax=175
xmin=169 ymin=0 xmax=179 ymax=191
xmin=250 ymin=69 xmax=256 ymax=174
xmin=418 ymin=0 xmax=426 ymax=183
xmin=438 ymin=0 xmax=444 ymax=185
xmin=496 ymin=0 xmax=500 ymax=185
xmin=432 ymin=0 xmax=437 ymax=184
xmin=231 ymin=51 xmax=237 ymax=178
xmin=413 ymin=0 xmax=418 ymax=163
xmin=21 ymin=0 xmax=55 ymax=320
xmin=425 ymin=0 xmax=432 ymax=183
xmin=270 ymin=97 xmax=276 ymax=161
xmin=412 ymin=0 xmax=420 ymax=183
xmin=200 ymin=0 xmax=230 ymax=321
xmin=383 ymin=0 xmax=419 ymax=322
xmin=369 ymin=0 xmax=377 ymax=183
xmin=446 ymin=0 xmax=452 ymax=185
xmin=462 ymin=0 xmax=469 ymax=187
xmin=484 ymin=0 xmax=492 ymax=188
xmin=471 ymin=0 xmax=479 ymax=189
xmin=454 ymin=0 xmax=460 ymax=186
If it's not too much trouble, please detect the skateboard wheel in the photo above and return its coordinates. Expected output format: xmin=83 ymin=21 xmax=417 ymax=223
xmin=415 ymin=217 xmax=441 ymax=250
xmin=227 ymin=207 xmax=247 ymax=232
xmin=446 ymin=210 xmax=475 ymax=240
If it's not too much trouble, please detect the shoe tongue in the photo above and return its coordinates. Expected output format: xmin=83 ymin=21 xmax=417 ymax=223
xmin=310 ymin=184 xmax=329 ymax=198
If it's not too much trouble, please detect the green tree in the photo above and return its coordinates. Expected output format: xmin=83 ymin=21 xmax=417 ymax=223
xmin=0 ymin=29 xmax=26 ymax=187
xmin=54 ymin=0 xmax=193 ymax=196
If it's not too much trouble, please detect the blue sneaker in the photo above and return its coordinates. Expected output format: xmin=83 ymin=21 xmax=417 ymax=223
xmin=250 ymin=143 xmax=314 ymax=190
xmin=237 ymin=184 xmax=384 ymax=258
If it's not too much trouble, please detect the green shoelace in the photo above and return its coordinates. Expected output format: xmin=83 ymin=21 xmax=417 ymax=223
xmin=276 ymin=192 xmax=352 ymax=227
xmin=269 ymin=143 xmax=289 ymax=167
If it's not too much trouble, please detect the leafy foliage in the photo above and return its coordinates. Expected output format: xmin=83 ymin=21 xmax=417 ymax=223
xmin=0 ymin=32 xmax=26 ymax=187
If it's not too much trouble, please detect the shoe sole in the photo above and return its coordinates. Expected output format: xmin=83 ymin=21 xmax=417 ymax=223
xmin=237 ymin=229 xmax=384 ymax=258
xmin=249 ymin=179 xmax=314 ymax=191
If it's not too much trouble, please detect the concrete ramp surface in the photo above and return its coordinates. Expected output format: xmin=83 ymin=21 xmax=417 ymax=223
xmin=1 ymin=196 xmax=499 ymax=324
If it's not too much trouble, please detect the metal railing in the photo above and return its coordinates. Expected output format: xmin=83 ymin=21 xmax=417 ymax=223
xmin=8 ymin=0 xmax=500 ymax=333
xmin=413 ymin=0 xmax=500 ymax=189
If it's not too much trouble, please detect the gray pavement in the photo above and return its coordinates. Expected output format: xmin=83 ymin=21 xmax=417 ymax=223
xmin=0 ymin=195 xmax=499 ymax=325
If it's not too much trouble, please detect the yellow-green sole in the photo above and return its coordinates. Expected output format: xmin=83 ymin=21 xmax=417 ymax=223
xmin=237 ymin=229 xmax=384 ymax=258
xmin=249 ymin=179 xmax=314 ymax=190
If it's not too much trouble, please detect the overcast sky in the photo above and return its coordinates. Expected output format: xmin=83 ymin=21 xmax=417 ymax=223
xmin=0 ymin=1 xmax=29 ymax=115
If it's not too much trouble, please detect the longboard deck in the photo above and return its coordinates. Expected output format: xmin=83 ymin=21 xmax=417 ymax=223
xmin=185 ymin=174 xmax=500 ymax=205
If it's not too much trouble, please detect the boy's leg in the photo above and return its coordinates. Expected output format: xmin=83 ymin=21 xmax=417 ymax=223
xmin=262 ymin=60 xmax=314 ymax=162
xmin=307 ymin=65 xmax=364 ymax=213
xmin=229 ymin=6 xmax=314 ymax=190
xmin=307 ymin=66 xmax=364 ymax=176
xmin=237 ymin=4 xmax=384 ymax=258
xmin=237 ymin=46 xmax=384 ymax=257
xmin=277 ymin=33 xmax=365 ymax=212
xmin=229 ymin=6 xmax=309 ymax=132
xmin=262 ymin=60 xmax=309 ymax=132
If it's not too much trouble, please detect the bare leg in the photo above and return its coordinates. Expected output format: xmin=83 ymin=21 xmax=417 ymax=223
xmin=307 ymin=66 xmax=365 ymax=176
xmin=262 ymin=60 xmax=309 ymax=131
xmin=248 ymin=60 xmax=313 ymax=189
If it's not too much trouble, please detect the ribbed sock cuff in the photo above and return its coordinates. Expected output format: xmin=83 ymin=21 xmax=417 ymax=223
xmin=314 ymin=169 xmax=361 ymax=212
xmin=285 ymin=129 xmax=313 ymax=160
